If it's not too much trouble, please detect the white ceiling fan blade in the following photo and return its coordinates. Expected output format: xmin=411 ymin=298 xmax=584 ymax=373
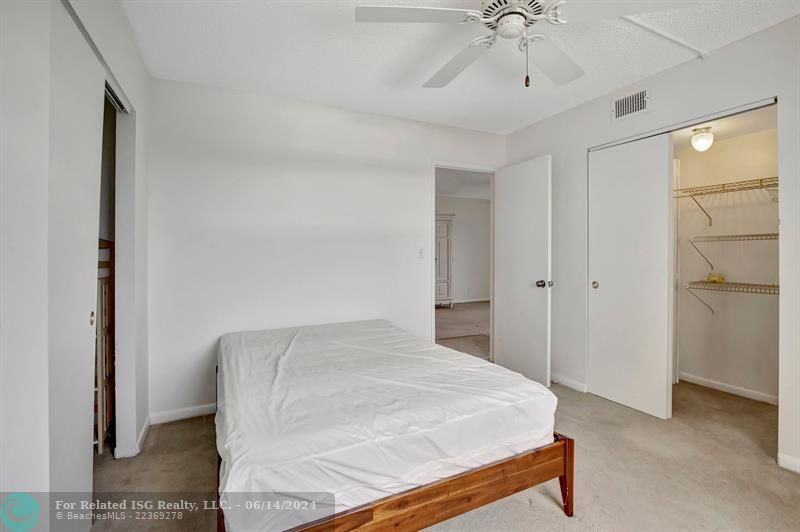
xmin=558 ymin=0 xmax=700 ymax=23
xmin=424 ymin=44 xmax=490 ymax=88
xmin=355 ymin=6 xmax=479 ymax=23
xmin=532 ymin=37 xmax=584 ymax=86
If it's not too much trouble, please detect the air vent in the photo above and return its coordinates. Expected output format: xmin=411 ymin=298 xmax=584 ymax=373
xmin=611 ymin=89 xmax=650 ymax=121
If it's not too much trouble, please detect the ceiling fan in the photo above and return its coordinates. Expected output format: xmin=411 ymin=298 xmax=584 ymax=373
xmin=355 ymin=0 xmax=698 ymax=88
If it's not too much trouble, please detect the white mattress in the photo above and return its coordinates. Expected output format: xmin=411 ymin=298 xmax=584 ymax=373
xmin=216 ymin=319 xmax=557 ymax=531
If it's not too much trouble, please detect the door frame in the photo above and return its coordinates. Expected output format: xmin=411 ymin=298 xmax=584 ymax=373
xmin=432 ymin=163 xmax=496 ymax=361
xmin=585 ymin=98 xmax=779 ymax=406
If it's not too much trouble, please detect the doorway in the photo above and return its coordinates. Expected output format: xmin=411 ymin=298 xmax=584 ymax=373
xmin=94 ymin=92 xmax=121 ymax=459
xmin=434 ymin=167 xmax=493 ymax=361
xmin=671 ymin=105 xmax=779 ymax=414
xmin=432 ymin=156 xmax=553 ymax=388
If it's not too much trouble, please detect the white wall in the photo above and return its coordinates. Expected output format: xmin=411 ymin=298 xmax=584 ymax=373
xmin=676 ymin=130 xmax=779 ymax=403
xmin=146 ymin=80 xmax=505 ymax=420
xmin=507 ymin=17 xmax=800 ymax=471
xmin=435 ymin=196 xmax=491 ymax=303
xmin=0 ymin=0 xmax=52 ymax=493
xmin=68 ymin=0 xmax=152 ymax=457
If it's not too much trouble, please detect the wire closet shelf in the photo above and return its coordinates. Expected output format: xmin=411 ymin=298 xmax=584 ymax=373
xmin=677 ymin=177 xmax=779 ymax=314
xmin=687 ymin=281 xmax=779 ymax=295
xmin=673 ymin=176 xmax=778 ymax=199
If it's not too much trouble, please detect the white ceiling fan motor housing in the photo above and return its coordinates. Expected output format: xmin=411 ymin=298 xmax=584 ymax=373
xmin=481 ymin=0 xmax=543 ymax=37
xmin=496 ymin=13 xmax=528 ymax=39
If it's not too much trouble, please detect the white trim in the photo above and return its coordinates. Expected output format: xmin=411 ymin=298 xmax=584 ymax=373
xmin=61 ymin=0 xmax=134 ymax=112
xmin=679 ymin=372 xmax=778 ymax=405
xmin=113 ymin=415 xmax=152 ymax=458
xmin=550 ymin=373 xmax=587 ymax=393
xmin=150 ymin=403 xmax=216 ymax=425
xmin=777 ymin=452 xmax=800 ymax=474
xmin=137 ymin=416 xmax=150 ymax=451
xmin=452 ymin=298 xmax=490 ymax=304
xmin=113 ymin=444 xmax=139 ymax=459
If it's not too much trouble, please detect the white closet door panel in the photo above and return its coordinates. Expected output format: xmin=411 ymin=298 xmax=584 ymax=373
xmin=588 ymin=134 xmax=673 ymax=419
xmin=48 ymin=0 xmax=106 ymax=492
xmin=494 ymin=155 xmax=551 ymax=385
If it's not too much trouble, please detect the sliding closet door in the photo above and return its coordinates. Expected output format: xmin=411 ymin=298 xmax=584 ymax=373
xmin=49 ymin=1 xmax=106 ymax=492
xmin=494 ymin=155 xmax=552 ymax=386
xmin=588 ymin=135 xmax=673 ymax=419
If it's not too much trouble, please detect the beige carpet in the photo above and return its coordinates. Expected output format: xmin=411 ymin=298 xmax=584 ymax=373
xmin=437 ymin=335 xmax=491 ymax=361
xmin=435 ymin=301 xmax=490 ymax=339
xmin=93 ymin=383 xmax=800 ymax=531
xmin=436 ymin=301 xmax=490 ymax=360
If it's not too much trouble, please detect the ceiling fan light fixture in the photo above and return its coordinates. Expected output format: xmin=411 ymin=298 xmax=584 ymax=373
xmin=691 ymin=127 xmax=714 ymax=152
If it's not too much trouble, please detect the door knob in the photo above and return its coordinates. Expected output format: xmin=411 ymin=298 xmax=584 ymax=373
xmin=90 ymin=311 xmax=96 ymax=326
xmin=536 ymin=280 xmax=546 ymax=288
xmin=592 ymin=281 xmax=599 ymax=289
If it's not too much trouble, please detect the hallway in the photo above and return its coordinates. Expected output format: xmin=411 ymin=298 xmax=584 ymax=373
xmin=436 ymin=301 xmax=490 ymax=360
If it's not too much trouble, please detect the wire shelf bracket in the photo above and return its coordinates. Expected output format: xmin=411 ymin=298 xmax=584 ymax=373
xmin=690 ymin=196 xmax=712 ymax=226
xmin=688 ymin=239 xmax=713 ymax=270
xmin=686 ymin=286 xmax=715 ymax=314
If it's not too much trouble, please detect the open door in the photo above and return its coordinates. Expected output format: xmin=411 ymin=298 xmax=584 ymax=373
xmin=588 ymin=134 xmax=673 ymax=419
xmin=493 ymin=155 xmax=552 ymax=386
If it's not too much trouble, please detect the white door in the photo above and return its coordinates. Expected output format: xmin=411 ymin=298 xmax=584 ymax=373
xmin=435 ymin=218 xmax=453 ymax=304
xmin=48 ymin=1 xmax=106 ymax=492
xmin=493 ymin=155 xmax=552 ymax=386
xmin=588 ymin=134 xmax=673 ymax=419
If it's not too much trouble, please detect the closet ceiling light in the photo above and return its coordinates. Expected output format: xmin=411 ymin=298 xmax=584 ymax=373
xmin=691 ymin=127 xmax=714 ymax=152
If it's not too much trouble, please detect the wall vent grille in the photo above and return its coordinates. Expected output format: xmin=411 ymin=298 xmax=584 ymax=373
xmin=612 ymin=89 xmax=650 ymax=121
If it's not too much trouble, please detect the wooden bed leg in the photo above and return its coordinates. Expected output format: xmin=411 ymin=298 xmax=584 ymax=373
xmin=217 ymin=453 xmax=226 ymax=532
xmin=558 ymin=435 xmax=574 ymax=517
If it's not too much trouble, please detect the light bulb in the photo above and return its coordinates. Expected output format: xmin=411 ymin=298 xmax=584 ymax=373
xmin=691 ymin=127 xmax=714 ymax=152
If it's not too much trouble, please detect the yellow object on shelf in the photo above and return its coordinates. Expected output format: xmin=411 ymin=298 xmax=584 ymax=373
xmin=706 ymin=272 xmax=725 ymax=284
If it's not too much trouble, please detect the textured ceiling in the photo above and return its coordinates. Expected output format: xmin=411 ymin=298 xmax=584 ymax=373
xmin=121 ymin=0 xmax=800 ymax=134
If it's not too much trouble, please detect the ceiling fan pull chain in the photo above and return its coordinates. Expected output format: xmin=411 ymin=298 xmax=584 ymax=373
xmin=524 ymin=25 xmax=531 ymax=87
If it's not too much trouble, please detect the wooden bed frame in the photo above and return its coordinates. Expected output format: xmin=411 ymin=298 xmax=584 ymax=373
xmin=216 ymin=432 xmax=574 ymax=531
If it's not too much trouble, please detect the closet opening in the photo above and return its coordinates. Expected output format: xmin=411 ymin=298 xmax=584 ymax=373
xmin=434 ymin=166 xmax=494 ymax=362
xmin=587 ymin=101 xmax=780 ymax=462
xmin=671 ymin=104 xmax=779 ymax=450
xmin=94 ymin=89 xmax=121 ymax=459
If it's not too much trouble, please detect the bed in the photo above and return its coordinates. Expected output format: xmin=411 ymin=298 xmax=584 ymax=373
xmin=216 ymin=319 xmax=574 ymax=531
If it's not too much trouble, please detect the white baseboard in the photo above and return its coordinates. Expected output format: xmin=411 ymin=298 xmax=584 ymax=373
xmin=114 ymin=445 xmax=139 ymax=459
xmin=137 ymin=416 xmax=151 ymax=450
xmin=150 ymin=403 xmax=216 ymax=425
xmin=452 ymin=298 xmax=490 ymax=304
xmin=550 ymin=373 xmax=587 ymax=393
xmin=778 ymin=453 xmax=800 ymax=474
xmin=113 ymin=416 xmax=151 ymax=458
xmin=679 ymin=372 xmax=778 ymax=405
